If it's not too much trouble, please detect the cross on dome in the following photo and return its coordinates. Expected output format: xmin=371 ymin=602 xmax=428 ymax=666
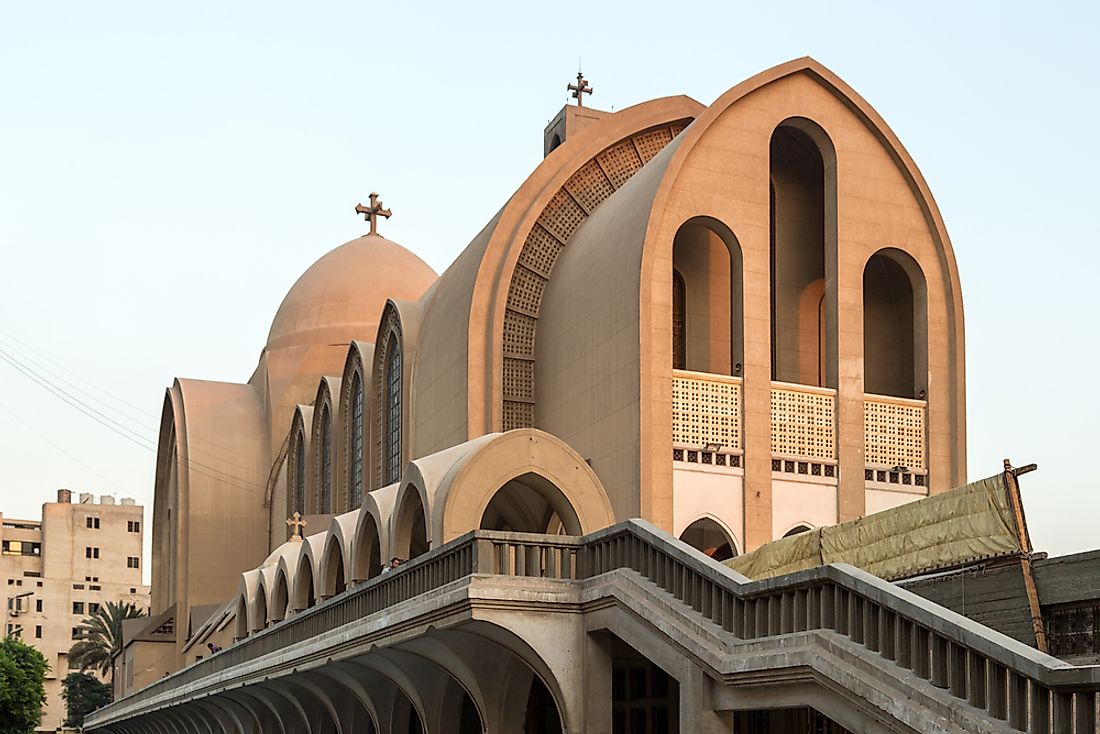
xmin=286 ymin=511 xmax=307 ymax=540
xmin=568 ymin=72 xmax=593 ymax=107
xmin=354 ymin=192 xmax=392 ymax=236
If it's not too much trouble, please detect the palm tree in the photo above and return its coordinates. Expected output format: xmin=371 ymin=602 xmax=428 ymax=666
xmin=68 ymin=601 xmax=145 ymax=680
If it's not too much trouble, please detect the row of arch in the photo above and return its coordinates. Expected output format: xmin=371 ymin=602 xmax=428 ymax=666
xmin=287 ymin=302 xmax=410 ymax=519
xmin=245 ymin=429 xmax=616 ymax=636
xmin=670 ymin=118 xmax=928 ymax=400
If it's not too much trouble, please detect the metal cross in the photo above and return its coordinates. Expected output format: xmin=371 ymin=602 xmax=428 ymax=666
xmin=286 ymin=512 xmax=307 ymax=540
xmin=354 ymin=192 xmax=392 ymax=236
xmin=568 ymin=72 xmax=593 ymax=107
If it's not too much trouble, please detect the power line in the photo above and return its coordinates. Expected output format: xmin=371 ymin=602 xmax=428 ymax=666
xmin=0 ymin=346 xmax=271 ymax=498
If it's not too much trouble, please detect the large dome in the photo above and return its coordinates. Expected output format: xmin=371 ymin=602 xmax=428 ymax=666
xmin=266 ymin=234 xmax=437 ymax=351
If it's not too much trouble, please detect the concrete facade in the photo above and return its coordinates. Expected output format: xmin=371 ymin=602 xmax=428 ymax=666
xmin=2 ymin=489 xmax=148 ymax=732
xmin=92 ymin=58 xmax=1048 ymax=732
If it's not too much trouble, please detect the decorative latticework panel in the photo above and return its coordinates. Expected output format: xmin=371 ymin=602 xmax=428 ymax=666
xmin=770 ymin=385 xmax=836 ymax=460
xmin=499 ymin=122 xmax=691 ymax=434
xmin=536 ymin=189 xmax=586 ymax=243
xmin=596 ymin=140 xmax=644 ymax=188
xmin=503 ymin=400 xmax=534 ymax=430
xmin=668 ymin=121 xmax=687 ymax=137
xmin=502 ymin=358 xmax=534 ymax=402
xmin=502 ymin=311 xmax=537 ymax=358
xmin=506 ymin=266 xmax=546 ymax=316
xmin=633 ymin=127 xmax=674 ymax=163
xmin=518 ymin=225 xmax=563 ymax=278
xmin=564 ymin=160 xmax=615 ymax=213
xmin=672 ymin=372 xmax=742 ymax=450
xmin=864 ymin=397 xmax=926 ymax=470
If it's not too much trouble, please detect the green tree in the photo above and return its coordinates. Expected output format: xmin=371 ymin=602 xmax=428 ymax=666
xmin=61 ymin=671 xmax=112 ymax=727
xmin=67 ymin=601 xmax=145 ymax=680
xmin=0 ymin=635 xmax=48 ymax=734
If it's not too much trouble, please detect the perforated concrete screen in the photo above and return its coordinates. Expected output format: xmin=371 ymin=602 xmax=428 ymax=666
xmin=863 ymin=396 xmax=926 ymax=470
xmin=671 ymin=371 xmax=743 ymax=450
xmin=769 ymin=384 xmax=836 ymax=460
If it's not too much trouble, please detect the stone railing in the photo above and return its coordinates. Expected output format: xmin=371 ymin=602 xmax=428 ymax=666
xmin=864 ymin=392 xmax=927 ymax=472
xmin=95 ymin=522 xmax=1100 ymax=733
xmin=770 ymin=381 xmax=836 ymax=461
xmin=671 ymin=369 xmax=742 ymax=451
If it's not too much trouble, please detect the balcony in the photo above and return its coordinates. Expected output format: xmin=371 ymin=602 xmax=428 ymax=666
xmin=864 ymin=393 xmax=927 ymax=486
xmin=672 ymin=370 xmax=742 ymax=463
xmin=770 ymin=381 xmax=836 ymax=462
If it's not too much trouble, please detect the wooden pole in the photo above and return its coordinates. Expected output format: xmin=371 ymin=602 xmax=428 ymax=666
xmin=1003 ymin=459 xmax=1047 ymax=653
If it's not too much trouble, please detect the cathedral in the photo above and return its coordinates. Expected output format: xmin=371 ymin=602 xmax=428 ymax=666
xmin=87 ymin=59 xmax=1086 ymax=734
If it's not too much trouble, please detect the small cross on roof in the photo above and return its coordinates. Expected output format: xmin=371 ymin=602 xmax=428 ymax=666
xmin=354 ymin=192 xmax=392 ymax=236
xmin=568 ymin=72 xmax=593 ymax=107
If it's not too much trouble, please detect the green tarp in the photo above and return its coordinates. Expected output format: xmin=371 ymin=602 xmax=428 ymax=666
xmin=724 ymin=473 xmax=1021 ymax=581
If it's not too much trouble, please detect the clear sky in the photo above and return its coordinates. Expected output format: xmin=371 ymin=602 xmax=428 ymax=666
xmin=1 ymin=2 xmax=1097 ymax=577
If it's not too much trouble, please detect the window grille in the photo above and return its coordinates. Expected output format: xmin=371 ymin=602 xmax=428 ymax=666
xmin=349 ymin=373 xmax=364 ymax=509
xmin=385 ymin=334 xmax=402 ymax=485
xmin=319 ymin=407 xmax=333 ymax=513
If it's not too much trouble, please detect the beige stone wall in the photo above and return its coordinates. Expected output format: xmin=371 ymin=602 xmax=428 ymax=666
xmin=2 ymin=496 xmax=148 ymax=733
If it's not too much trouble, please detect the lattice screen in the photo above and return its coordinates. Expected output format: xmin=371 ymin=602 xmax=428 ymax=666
xmin=500 ymin=121 xmax=693 ymax=431
xmin=770 ymin=387 xmax=836 ymax=460
xmin=864 ymin=398 xmax=926 ymax=470
xmin=672 ymin=374 xmax=742 ymax=450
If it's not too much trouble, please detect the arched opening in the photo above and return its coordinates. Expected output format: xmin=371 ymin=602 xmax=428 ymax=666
xmin=523 ymin=675 xmax=564 ymax=734
xmin=458 ymin=688 xmax=481 ymax=734
xmin=383 ymin=332 xmax=403 ymax=485
xmin=292 ymin=561 xmax=316 ymax=612
xmin=271 ymin=572 xmax=289 ymax=622
xmin=253 ymin=592 xmax=268 ymax=633
xmin=548 ymin=133 xmax=562 ymax=153
xmin=234 ymin=596 xmax=248 ymax=640
xmin=354 ymin=514 xmax=383 ymax=582
xmin=770 ymin=119 xmax=836 ymax=387
xmin=322 ymin=540 xmax=347 ymax=599
xmin=783 ymin=524 xmax=812 ymax=538
xmin=863 ymin=250 xmax=928 ymax=399
xmin=479 ymin=472 xmax=583 ymax=535
xmin=348 ymin=372 xmax=365 ymax=510
xmin=393 ymin=487 xmax=429 ymax=562
xmin=293 ymin=436 xmax=306 ymax=516
xmin=671 ymin=217 xmax=744 ymax=375
xmin=319 ymin=406 xmax=333 ymax=514
xmin=678 ymin=517 xmax=736 ymax=561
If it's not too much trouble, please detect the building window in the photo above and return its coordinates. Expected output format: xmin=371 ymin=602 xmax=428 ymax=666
xmin=34 ymin=625 xmax=42 ymax=639
xmin=673 ymin=268 xmax=686 ymax=370
xmin=319 ymin=406 xmax=333 ymax=513
xmin=35 ymin=599 xmax=42 ymax=613
xmin=349 ymin=371 xmax=364 ymax=510
xmin=2 ymin=540 xmax=41 ymax=556
xmin=129 ymin=587 xmax=136 ymax=594
xmin=294 ymin=436 xmax=306 ymax=516
xmin=72 ymin=583 xmax=84 ymax=590
xmin=384 ymin=333 xmax=402 ymax=484
xmin=71 ymin=627 xmax=82 ymax=640
xmin=127 ymin=557 xmax=139 ymax=569
xmin=88 ymin=602 xmax=100 ymax=614
xmin=127 ymin=521 xmax=140 ymax=533
xmin=86 ymin=517 xmax=100 ymax=529
xmin=85 ymin=547 xmax=99 ymax=559
xmin=72 ymin=602 xmax=84 ymax=615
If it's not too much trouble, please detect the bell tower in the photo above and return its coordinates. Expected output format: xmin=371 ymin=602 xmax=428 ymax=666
xmin=544 ymin=72 xmax=610 ymax=156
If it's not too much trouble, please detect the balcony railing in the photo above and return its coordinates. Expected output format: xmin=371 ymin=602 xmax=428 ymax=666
xmin=864 ymin=393 xmax=927 ymax=472
xmin=92 ymin=522 xmax=1100 ymax=734
xmin=770 ymin=381 xmax=836 ymax=460
xmin=672 ymin=369 xmax=742 ymax=451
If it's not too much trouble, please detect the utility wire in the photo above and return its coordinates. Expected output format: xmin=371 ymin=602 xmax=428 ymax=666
xmin=0 ymin=346 xmax=270 ymax=498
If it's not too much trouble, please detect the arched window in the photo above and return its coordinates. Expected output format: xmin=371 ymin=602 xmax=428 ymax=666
xmin=769 ymin=120 xmax=836 ymax=387
xmin=319 ymin=407 xmax=333 ymax=513
xmin=863 ymin=250 xmax=927 ymax=399
xmin=293 ymin=437 xmax=306 ymax=516
xmin=384 ymin=333 xmax=402 ymax=485
xmin=784 ymin=524 xmax=812 ymax=538
xmin=672 ymin=269 xmax=686 ymax=370
xmin=348 ymin=372 xmax=364 ymax=509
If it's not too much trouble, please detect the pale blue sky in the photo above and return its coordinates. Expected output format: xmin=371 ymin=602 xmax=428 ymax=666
xmin=1 ymin=2 xmax=1097 ymax=571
